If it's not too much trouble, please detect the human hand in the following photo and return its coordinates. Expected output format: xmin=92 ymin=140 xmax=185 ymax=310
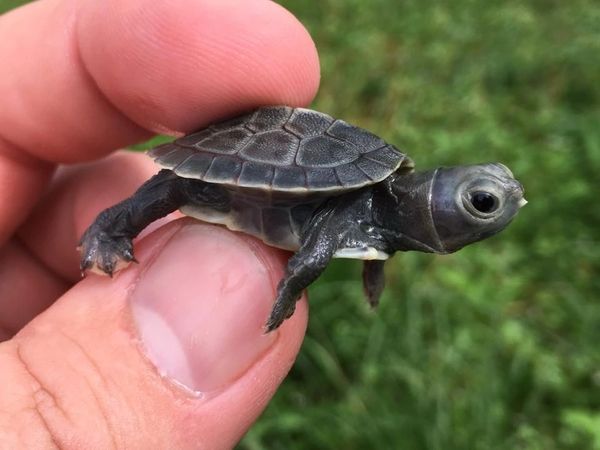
xmin=0 ymin=0 xmax=319 ymax=447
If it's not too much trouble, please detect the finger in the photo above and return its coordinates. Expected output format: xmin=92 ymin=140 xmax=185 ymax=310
xmin=76 ymin=0 xmax=320 ymax=136
xmin=1 ymin=0 xmax=319 ymax=160
xmin=0 ymin=152 xmax=157 ymax=335
xmin=0 ymin=239 xmax=69 ymax=336
xmin=0 ymin=219 xmax=308 ymax=448
xmin=0 ymin=0 xmax=319 ymax=242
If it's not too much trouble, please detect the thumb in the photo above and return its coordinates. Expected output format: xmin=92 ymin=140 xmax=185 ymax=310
xmin=0 ymin=219 xmax=307 ymax=449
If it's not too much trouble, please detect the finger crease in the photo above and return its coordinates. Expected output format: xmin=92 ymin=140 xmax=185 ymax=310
xmin=14 ymin=235 xmax=72 ymax=287
xmin=57 ymin=330 xmax=119 ymax=450
xmin=14 ymin=343 xmax=63 ymax=450
xmin=0 ymin=135 xmax=54 ymax=173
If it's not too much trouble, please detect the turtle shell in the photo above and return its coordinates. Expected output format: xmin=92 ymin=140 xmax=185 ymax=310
xmin=148 ymin=106 xmax=413 ymax=192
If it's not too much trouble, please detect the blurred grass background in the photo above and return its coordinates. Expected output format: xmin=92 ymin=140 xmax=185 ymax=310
xmin=2 ymin=0 xmax=599 ymax=448
xmin=255 ymin=2 xmax=600 ymax=449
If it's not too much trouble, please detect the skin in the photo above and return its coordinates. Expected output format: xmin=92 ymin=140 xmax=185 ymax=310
xmin=0 ymin=0 xmax=319 ymax=448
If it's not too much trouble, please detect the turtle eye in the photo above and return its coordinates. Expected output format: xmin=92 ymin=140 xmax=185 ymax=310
xmin=470 ymin=191 xmax=498 ymax=213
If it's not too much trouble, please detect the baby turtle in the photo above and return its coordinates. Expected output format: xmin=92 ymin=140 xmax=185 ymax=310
xmin=80 ymin=106 xmax=526 ymax=331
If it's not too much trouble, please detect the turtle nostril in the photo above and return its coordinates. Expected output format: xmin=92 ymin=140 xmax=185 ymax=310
xmin=507 ymin=179 xmax=524 ymax=195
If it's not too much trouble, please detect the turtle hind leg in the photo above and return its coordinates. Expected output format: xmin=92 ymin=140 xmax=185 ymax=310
xmin=79 ymin=169 xmax=183 ymax=275
xmin=265 ymin=209 xmax=338 ymax=332
xmin=362 ymin=260 xmax=386 ymax=308
xmin=79 ymin=169 xmax=228 ymax=276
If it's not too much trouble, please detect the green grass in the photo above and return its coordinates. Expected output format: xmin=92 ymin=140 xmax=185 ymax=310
xmin=241 ymin=1 xmax=600 ymax=449
xmin=2 ymin=0 xmax=599 ymax=448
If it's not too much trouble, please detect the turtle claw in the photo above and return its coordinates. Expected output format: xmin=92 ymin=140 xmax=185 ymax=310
xmin=78 ymin=229 xmax=135 ymax=277
xmin=264 ymin=295 xmax=298 ymax=333
xmin=264 ymin=313 xmax=286 ymax=334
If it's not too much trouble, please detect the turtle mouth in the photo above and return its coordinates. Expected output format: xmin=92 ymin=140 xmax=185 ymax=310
xmin=510 ymin=180 xmax=526 ymax=209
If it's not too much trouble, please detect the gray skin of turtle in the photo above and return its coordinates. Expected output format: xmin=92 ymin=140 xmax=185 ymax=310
xmin=79 ymin=106 xmax=526 ymax=331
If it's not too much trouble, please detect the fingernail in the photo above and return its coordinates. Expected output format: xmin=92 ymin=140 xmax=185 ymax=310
xmin=130 ymin=222 xmax=278 ymax=393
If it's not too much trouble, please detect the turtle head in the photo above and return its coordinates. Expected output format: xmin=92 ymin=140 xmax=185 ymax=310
xmin=428 ymin=163 xmax=525 ymax=253
xmin=382 ymin=163 xmax=525 ymax=254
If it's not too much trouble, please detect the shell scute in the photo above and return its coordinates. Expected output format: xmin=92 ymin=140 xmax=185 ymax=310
xmin=198 ymin=128 xmax=253 ymax=155
xmin=239 ymin=130 xmax=300 ymax=166
xmin=246 ymin=107 xmax=294 ymax=132
xmin=296 ymin=135 xmax=358 ymax=168
xmin=238 ymin=162 xmax=275 ymax=188
xmin=175 ymin=129 xmax=214 ymax=148
xmin=306 ymin=167 xmax=340 ymax=189
xmin=153 ymin=146 xmax=195 ymax=167
xmin=285 ymin=108 xmax=334 ymax=137
xmin=365 ymin=145 xmax=407 ymax=167
xmin=355 ymin=157 xmax=391 ymax=181
xmin=335 ymin=163 xmax=372 ymax=186
xmin=326 ymin=120 xmax=386 ymax=153
xmin=273 ymin=166 xmax=307 ymax=190
xmin=174 ymin=153 xmax=214 ymax=178
xmin=203 ymin=156 xmax=243 ymax=184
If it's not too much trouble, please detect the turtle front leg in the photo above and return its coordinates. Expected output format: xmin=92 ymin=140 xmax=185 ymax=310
xmin=265 ymin=209 xmax=339 ymax=332
xmin=79 ymin=169 xmax=220 ymax=276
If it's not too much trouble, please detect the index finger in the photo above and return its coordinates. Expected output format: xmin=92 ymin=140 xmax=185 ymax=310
xmin=0 ymin=0 xmax=319 ymax=242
